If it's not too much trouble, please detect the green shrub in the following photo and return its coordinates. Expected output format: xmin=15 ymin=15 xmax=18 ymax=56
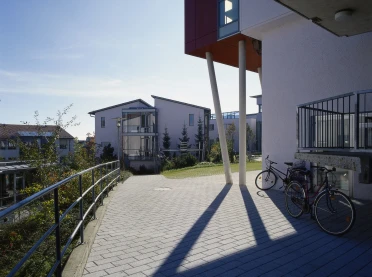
xmin=173 ymin=153 xmax=197 ymax=169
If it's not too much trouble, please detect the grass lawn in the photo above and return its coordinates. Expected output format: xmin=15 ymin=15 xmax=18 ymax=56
xmin=162 ymin=161 xmax=262 ymax=179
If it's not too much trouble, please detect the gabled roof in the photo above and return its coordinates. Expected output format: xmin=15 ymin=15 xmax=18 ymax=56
xmin=88 ymin=99 xmax=153 ymax=115
xmin=0 ymin=124 xmax=74 ymax=139
xmin=151 ymin=95 xmax=210 ymax=111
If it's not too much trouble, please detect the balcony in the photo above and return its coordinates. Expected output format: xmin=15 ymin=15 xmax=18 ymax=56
xmin=297 ymin=90 xmax=372 ymax=150
xmin=122 ymin=125 xmax=155 ymax=134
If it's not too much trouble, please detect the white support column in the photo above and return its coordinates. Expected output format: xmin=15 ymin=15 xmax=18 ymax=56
xmin=239 ymin=40 xmax=247 ymax=185
xmin=206 ymin=52 xmax=233 ymax=185
xmin=257 ymin=67 xmax=262 ymax=87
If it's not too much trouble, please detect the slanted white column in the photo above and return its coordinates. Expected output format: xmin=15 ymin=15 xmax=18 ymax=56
xmin=239 ymin=40 xmax=247 ymax=185
xmin=258 ymin=67 xmax=262 ymax=87
xmin=206 ymin=52 xmax=233 ymax=185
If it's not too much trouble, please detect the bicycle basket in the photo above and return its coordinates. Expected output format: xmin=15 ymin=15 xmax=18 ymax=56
xmin=292 ymin=160 xmax=306 ymax=169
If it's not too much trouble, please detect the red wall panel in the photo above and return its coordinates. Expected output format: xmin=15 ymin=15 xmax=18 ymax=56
xmin=184 ymin=0 xmax=196 ymax=44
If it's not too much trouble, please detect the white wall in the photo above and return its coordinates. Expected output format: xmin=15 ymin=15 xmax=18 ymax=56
xmin=155 ymin=98 xmax=207 ymax=152
xmin=239 ymin=0 xmax=296 ymax=40
xmin=262 ymin=18 xmax=372 ymax=174
xmin=94 ymin=101 xmax=150 ymax=156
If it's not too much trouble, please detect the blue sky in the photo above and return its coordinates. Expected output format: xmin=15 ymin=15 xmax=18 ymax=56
xmin=0 ymin=0 xmax=261 ymax=139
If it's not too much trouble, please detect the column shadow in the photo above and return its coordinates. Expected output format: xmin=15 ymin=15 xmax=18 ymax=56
xmin=152 ymin=184 xmax=232 ymax=277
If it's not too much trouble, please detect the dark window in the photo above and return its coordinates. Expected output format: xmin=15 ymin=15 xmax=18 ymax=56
xmin=0 ymin=141 xmax=6 ymax=150
xmin=189 ymin=114 xmax=194 ymax=126
xmin=101 ymin=117 xmax=105 ymax=128
xmin=59 ymin=139 xmax=68 ymax=149
xmin=8 ymin=141 xmax=16 ymax=149
xmin=209 ymin=124 xmax=214 ymax=131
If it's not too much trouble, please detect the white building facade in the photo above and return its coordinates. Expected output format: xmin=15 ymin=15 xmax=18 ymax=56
xmin=185 ymin=0 xmax=372 ymax=196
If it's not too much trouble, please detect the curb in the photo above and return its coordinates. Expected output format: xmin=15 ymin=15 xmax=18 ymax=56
xmin=62 ymin=182 xmax=121 ymax=277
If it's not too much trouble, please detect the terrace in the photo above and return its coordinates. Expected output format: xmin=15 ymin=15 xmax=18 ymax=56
xmin=80 ymin=172 xmax=372 ymax=277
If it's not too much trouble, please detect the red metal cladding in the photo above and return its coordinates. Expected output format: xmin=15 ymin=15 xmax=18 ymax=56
xmin=184 ymin=0 xmax=262 ymax=73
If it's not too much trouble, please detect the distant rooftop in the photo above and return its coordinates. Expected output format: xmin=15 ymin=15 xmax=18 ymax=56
xmin=0 ymin=124 xmax=74 ymax=139
xmin=151 ymin=95 xmax=210 ymax=111
xmin=210 ymin=112 xmax=258 ymax=120
xmin=88 ymin=99 xmax=153 ymax=115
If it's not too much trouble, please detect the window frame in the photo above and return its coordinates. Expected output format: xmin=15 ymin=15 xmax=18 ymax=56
xmin=0 ymin=140 xmax=6 ymax=150
xmin=101 ymin=117 xmax=106 ymax=128
xmin=8 ymin=140 xmax=16 ymax=150
xmin=189 ymin=114 xmax=194 ymax=126
xmin=218 ymin=0 xmax=239 ymax=39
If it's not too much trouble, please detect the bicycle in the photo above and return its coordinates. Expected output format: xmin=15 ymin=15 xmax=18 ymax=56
xmin=255 ymin=155 xmax=308 ymax=191
xmin=285 ymin=166 xmax=356 ymax=236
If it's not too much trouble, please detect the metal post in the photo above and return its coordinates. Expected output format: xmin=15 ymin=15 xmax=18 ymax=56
xmin=13 ymin=173 xmax=16 ymax=204
xmin=100 ymin=167 xmax=103 ymax=205
xmin=117 ymin=160 xmax=120 ymax=184
xmin=92 ymin=169 xmax=96 ymax=220
xmin=54 ymin=188 xmax=62 ymax=277
xmin=206 ymin=52 xmax=233 ymax=185
xmin=239 ymin=40 xmax=247 ymax=185
xmin=22 ymin=172 xmax=26 ymax=190
xmin=105 ymin=164 xmax=108 ymax=196
xmin=79 ymin=175 xmax=84 ymax=244
xmin=355 ymin=93 xmax=359 ymax=149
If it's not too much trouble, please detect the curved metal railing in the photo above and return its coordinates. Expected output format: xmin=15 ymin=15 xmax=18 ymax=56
xmin=0 ymin=160 xmax=121 ymax=277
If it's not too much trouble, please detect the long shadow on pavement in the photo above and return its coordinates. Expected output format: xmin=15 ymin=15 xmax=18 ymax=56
xmin=153 ymin=184 xmax=232 ymax=277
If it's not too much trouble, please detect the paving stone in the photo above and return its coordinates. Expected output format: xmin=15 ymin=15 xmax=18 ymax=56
xmin=83 ymin=173 xmax=372 ymax=277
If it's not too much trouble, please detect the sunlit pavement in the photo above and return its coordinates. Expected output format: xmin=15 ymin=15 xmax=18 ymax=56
xmin=83 ymin=171 xmax=372 ymax=277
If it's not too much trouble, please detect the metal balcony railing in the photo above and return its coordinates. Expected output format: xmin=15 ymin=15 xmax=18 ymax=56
xmin=122 ymin=125 xmax=155 ymax=133
xmin=297 ymin=90 xmax=372 ymax=150
xmin=0 ymin=160 xmax=120 ymax=277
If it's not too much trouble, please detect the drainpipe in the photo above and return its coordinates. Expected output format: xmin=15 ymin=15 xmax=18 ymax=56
xmin=239 ymin=40 xmax=247 ymax=185
xmin=206 ymin=52 xmax=233 ymax=185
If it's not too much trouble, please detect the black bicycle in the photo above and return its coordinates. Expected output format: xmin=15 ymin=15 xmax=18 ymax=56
xmin=255 ymin=155 xmax=308 ymax=191
xmin=285 ymin=167 xmax=356 ymax=236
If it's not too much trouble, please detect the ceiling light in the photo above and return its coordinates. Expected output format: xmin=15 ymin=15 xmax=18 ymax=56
xmin=335 ymin=9 xmax=353 ymax=22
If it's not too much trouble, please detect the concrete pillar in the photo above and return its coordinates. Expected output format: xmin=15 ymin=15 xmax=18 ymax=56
xmin=206 ymin=52 xmax=233 ymax=185
xmin=239 ymin=40 xmax=247 ymax=185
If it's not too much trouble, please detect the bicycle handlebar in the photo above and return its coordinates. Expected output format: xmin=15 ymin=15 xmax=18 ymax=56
xmin=265 ymin=155 xmax=277 ymax=165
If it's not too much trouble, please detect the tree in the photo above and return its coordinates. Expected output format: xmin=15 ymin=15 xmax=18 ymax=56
xmin=100 ymin=143 xmax=117 ymax=162
xmin=246 ymin=124 xmax=256 ymax=152
xmin=16 ymin=104 xmax=79 ymax=187
xmin=225 ymin=123 xmax=236 ymax=163
xmin=178 ymin=123 xmax=190 ymax=149
xmin=162 ymin=127 xmax=171 ymax=158
xmin=195 ymin=116 xmax=203 ymax=161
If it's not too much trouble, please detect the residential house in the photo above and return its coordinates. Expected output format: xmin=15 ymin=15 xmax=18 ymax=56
xmin=0 ymin=124 xmax=74 ymax=161
xmin=209 ymin=95 xmax=262 ymax=153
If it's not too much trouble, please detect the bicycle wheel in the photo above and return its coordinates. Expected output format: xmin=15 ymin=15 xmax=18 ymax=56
xmin=314 ymin=190 xmax=355 ymax=236
xmin=255 ymin=170 xmax=277 ymax=190
xmin=285 ymin=181 xmax=305 ymax=218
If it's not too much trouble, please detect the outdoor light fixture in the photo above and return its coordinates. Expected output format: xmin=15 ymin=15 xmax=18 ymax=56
xmin=335 ymin=9 xmax=353 ymax=22
xmin=116 ymin=119 xmax=121 ymax=128
xmin=252 ymin=39 xmax=262 ymax=56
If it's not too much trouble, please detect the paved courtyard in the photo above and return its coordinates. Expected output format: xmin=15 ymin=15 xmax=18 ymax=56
xmin=83 ymin=171 xmax=372 ymax=277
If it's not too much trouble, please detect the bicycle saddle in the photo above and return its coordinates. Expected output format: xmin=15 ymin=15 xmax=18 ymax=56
xmin=284 ymin=162 xmax=293 ymax=166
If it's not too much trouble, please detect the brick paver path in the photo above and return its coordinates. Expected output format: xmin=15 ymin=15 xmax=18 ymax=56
xmin=84 ymin=171 xmax=372 ymax=277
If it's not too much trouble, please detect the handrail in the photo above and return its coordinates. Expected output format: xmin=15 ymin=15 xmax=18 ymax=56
xmin=0 ymin=160 xmax=115 ymax=220
xmin=0 ymin=160 xmax=121 ymax=277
